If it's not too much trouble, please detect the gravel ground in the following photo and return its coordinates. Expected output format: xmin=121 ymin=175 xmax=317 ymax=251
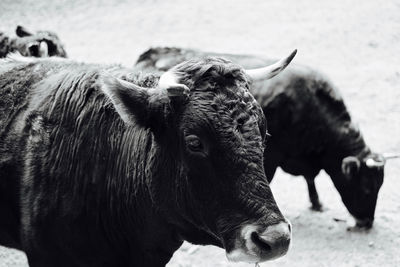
xmin=0 ymin=0 xmax=399 ymax=266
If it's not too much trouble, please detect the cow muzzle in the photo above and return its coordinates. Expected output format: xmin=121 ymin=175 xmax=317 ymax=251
xmin=226 ymin=221 xmax=291 ymax=263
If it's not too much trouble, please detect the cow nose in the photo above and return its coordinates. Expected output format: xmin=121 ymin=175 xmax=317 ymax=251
xmin=250 ymin=221 xmax=291 ymax=260
xmin=226 ymin=221 xmax=291 ymax=263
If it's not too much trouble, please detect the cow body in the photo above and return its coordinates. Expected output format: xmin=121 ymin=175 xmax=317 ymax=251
xmin=0 ymin=54 xmax=293 ymax=266
xmin=135 ymin=47 xmax=385 ymax=228
xmin=0 ymin=59 xmax=169 ymax=266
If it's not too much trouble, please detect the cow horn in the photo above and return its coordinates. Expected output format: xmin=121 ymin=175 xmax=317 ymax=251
xmin=39 ymin=41 xmax=48 ymax=57
xmin=365 ymin=158 xmax=385 ymax=168
xmin=382 ymin=152 xmax=400 ymax=160
xmin=245 ymin=49 xmax=297 ymax=81
xmin=158 ymin=71 xmax=189 ymax=97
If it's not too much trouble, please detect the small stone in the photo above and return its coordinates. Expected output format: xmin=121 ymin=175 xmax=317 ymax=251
xmin=368 ymin=241 xmax=374 ymax=247
xmin=368 ymin=41 xmax=378 ymax=48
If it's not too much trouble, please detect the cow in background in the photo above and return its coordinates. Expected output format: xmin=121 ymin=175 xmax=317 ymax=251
xmin=134 ymin=47 xmax=395 ymax=229
xmin=0 ymin=50 xmax=295 ymax=266
xmin=0 ymin=25 xmax=67 ymax=58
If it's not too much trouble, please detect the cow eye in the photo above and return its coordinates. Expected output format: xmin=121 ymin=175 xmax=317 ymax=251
xmin=185 ymin=135 xmax=204 ymax=153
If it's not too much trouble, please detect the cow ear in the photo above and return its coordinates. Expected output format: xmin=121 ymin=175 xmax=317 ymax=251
xmin=341 ymin=156 xmax=360 ymax=180
xmin=16 ymin=25 xmax=33 ymax=37
xmin=100 ymin=75 xmax=168 ymax=129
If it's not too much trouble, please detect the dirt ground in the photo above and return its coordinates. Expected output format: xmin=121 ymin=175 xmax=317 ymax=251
xmin=0 ymin=0 xmax=399 ymax=266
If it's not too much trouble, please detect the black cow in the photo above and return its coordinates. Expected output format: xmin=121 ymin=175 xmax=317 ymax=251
xmin=135 ymin=47 xmax=388 ymax=229
xmin=0 ymin=51 xmax=296 ymax=266
xmin=0 ymin=25 xmax=67 ymax=58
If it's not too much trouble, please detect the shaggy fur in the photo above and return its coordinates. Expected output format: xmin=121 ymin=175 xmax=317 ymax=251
xmin=135 ymin=47 xmax=385 ymax=227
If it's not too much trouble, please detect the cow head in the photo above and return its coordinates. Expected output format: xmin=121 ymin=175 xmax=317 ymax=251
xmin=11 ymin=25 xmax=67 ymax=58
xmin=341 ymin=153 xmax=385 ymax=228
xmin=101 ymin=51 xmax=296 ymax=263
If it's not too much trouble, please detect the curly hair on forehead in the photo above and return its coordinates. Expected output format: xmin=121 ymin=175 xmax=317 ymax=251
xmin=169 ymin=57 xmax=250 ymax=92
xmin=165 ymin=57 xmax=267 ymax=140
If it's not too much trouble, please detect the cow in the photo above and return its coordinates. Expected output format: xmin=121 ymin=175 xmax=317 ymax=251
xmin=134 ymin=47 xmax=393 ymax=230
xmin=0 ymin=50 xmax=296 ymax=266
xmin=0 ymin=25 xmax=67 ymax=58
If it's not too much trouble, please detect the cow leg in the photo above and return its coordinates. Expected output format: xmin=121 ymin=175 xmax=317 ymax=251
xmin=305 ymin=176 xmax=323 ymax=211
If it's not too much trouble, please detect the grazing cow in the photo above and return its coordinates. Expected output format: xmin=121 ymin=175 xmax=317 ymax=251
xmin=0 ymin=50 xmax=296 ymax=266
xmin=135 ymin=47 xmax=389 ymax=229
xmin=0 ymin=25 xmax=67 ymax=58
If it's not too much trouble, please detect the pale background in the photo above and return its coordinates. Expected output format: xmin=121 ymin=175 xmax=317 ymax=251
xmin=0 ymin=0 xmax=399 ymax=266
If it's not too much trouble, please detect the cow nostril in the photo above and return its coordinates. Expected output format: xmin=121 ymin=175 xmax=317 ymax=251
xmin=288 ymin=223 xmax=291 ymax=232
xmin=251 ymin=232 xmax=272 ymax=252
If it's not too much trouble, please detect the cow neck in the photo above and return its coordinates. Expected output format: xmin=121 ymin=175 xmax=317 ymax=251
xmin=99 ymin=125 xmax=183 ymax=264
